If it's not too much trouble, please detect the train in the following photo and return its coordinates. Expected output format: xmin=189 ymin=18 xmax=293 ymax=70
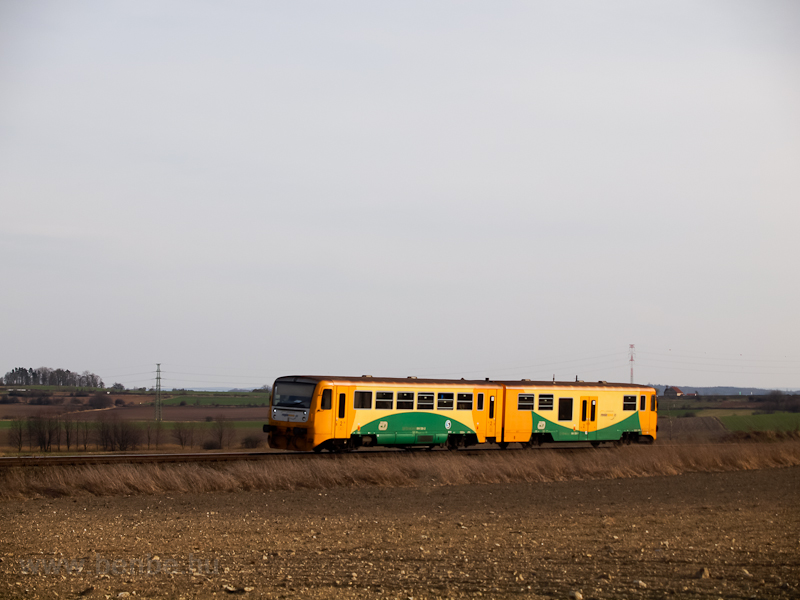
xmin=263 ymin=375 xmax=657 ymax=452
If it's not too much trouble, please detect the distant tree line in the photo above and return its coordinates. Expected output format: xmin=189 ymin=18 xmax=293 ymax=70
xmin=760 ymin=391 xmax=800 ymax=413
xmin=2 ymin=367 xmax=104 ymax=388
xmin=5 ymin=411 xmax=259 ymax=453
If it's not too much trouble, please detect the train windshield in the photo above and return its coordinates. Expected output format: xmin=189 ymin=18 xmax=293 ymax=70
xmin=273 ymin=382 xmax=317 ymax=409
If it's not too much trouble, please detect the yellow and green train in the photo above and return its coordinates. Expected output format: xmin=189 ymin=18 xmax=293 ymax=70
xmin=264 ymin=375 xmax=657 ymax=451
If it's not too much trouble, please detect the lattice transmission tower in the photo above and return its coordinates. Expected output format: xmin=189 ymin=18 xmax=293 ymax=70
xmin=154 ymin=363 xmax=163 ymax=422
xmin=629 ymin=344 xmax=636 ymax=384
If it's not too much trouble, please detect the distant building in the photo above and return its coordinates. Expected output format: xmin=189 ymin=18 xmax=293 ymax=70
xmin=663 ymin=386 xmax=684 ymax=398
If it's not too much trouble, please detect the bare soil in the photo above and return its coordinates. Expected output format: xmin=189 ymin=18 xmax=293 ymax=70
xmin=1 ymin=467 xmax=798 ymax=599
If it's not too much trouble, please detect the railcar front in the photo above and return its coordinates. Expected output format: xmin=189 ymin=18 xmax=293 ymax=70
xmin=263 ymin=376 xmax=328 ymax=451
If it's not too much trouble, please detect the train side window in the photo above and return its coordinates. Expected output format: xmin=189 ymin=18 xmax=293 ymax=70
xmin=558 ymin=398 xmax=573 ymax=421
xmin=338 ymin=393 xmax=346 ymax=419
xmin=590 ymin=399 xmax=596 ymax=421
xmin=538 ymin=394 xmax=554 ymax=410
xmin=651 ymin=395 xmax=657 ymax=411
xmin=518 ymin=394 xmax=535 ymax=410
xmin=397 ymin=392 xmax=414 ymax=410
xmin=457 ymin=393 xmax=473 ymax=410
xmin=581 ymin=399 xmax=587 ymax=421
xmin=376 ymin=391 xmax=394 ymax=410
xmin=640 ymin=395 xmax=646 ymax=411
xmin=417 ymin=393 xmax=434 ymax=410
xmin=489 ymin=395 xmax=495 ymax=418
xmin=477 ymin=393 xmax=484 ymax=411
xmin=437 ymin=393 xmax=454 ymax=410
xmin=354 ymin=391 xmax=372 ymax=409
xmin=623 ymin=395 xmax=636 ymax=411
xmin=321 ymin=389 xmax=332 ymax=410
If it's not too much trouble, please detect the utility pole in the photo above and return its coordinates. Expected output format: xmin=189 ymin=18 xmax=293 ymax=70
xmin=629 ymin=344 xmax=636 ymax=384
xmin=155 ymin=363 xmax=162 ymax=422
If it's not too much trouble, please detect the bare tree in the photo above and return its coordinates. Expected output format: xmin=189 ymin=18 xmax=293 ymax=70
xmin=62 ymin=415 xmax=75 ymax=451
xmin=95 ymin=414 xmax=141 ymax=451
xmin=212 ymin=415 xmax=237 ymax=449
xmin=172 ymin=422 xmax=190 ymax=449
xmin=8 ymin=418 xmax=25 ymax=452
xmin=186 ymin=422 xmax=197 ymax=450
xmin=112 ymin=419 xmax=141 ymax=451
xmin=96 ymin=414 xmax=113 ymax=450
xmin=27 ymin=412 xmax=61 ymax=452
xmin=154 ymin=421 xmax=164 ymax=449
xmin=77 ymin=420 xmax=92 ymax=451
xmin=143 ymin=421 xmax=153 ymax=450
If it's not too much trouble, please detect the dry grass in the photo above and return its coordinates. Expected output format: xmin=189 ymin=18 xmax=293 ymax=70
xmin=3 ymin=442 xmax=800 ymax=500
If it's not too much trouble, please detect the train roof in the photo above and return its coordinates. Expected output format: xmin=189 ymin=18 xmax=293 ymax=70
xmin=274 ymin=375 xmax=653 ymax=390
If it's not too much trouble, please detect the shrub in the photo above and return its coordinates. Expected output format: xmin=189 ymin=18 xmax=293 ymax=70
xmin=88 ymin=394 xmax=113 ymax=409
xmin=205 ymin=416 xmax=213 ymax=422
xmin=241 ymin=435 xmax=263 ymax=449
xmin=179 ymin=400 xmax=187 ymax=406
xmin=202 ymin=440 xmax=222 ymax=450
xmin=114 ymin=398 xmax=125 ymax=406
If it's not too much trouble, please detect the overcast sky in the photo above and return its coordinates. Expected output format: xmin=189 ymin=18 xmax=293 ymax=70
xmin=1 ymin=1 xmax=798 ymax=390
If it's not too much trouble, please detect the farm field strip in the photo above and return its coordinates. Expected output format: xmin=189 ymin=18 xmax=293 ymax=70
xmin=719 ymin=412 xmax=800 ymax=431
xmin=2 ymin=440 xmax=800 ymax=499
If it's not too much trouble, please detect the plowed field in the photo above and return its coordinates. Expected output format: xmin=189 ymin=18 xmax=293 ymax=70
xmin=1 ymin=467 xmax=798 ymax=599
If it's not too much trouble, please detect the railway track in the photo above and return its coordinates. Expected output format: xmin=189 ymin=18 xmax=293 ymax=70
xmin=0 ymin=444 xmax=605 ymax=468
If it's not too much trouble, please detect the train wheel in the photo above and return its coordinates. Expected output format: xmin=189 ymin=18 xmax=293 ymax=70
xmin=590 ymin=441 xmax=600 ymax=448
xmin=498 ymin=442 xmax=509 ymax=450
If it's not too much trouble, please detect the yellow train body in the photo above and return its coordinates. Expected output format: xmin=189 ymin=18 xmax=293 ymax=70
xmin=265 ymin=376 xmax=657 ymax=452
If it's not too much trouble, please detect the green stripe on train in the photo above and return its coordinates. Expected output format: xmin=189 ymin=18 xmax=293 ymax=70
xmin=532 ymin=412 xmax=641 ymax=441
xmin=357 ymin=412 xmax=475 ymax=445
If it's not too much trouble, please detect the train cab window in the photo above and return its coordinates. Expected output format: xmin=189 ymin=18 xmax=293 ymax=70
xmin=354 ymin=391 xmax=373 ymax=409
xmin=518 ymin=394 xmax=535 ymax=410
xmin=437 ymin=393 xmax=454 ymax=410
xmin=397 ymin=392 xmax=414 ymax=410
xmin=417 ymin=393 xmax=434 ymax=410
xmin=457 ymin=393 xmax=473 ymax=410
xmin=558 ymin=398 xmax=573 ymax=421
xmin=338 ymin=393 xmax=346 ymax=419
xmin=623 ymin=395 xmax=636 ymax=411
xmin=321 ymin=389 xmax=332 ymax=410
xmin=640 ymin=395 xmax=646 ymax=411
xmin=651 ymin=395 xmax=657 ymax=411
xmin=538 ymin=394 xmax=554 ymax=411
xmin=376 ymin=391 xmax=394 ymax=410
xmin=477 ymin=393 xmax=484 ymax=411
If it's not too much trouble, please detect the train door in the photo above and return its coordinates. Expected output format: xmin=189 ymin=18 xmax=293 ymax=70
xmin=486 ymin=393 xmax=498 ymax=442
xmin=315 ymin=387 xmax=334 ymax=443
xmin=333 ymin=387 xmax=349 ymax=440
xmin=580 ymin=396 xmax=598 ymax=441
